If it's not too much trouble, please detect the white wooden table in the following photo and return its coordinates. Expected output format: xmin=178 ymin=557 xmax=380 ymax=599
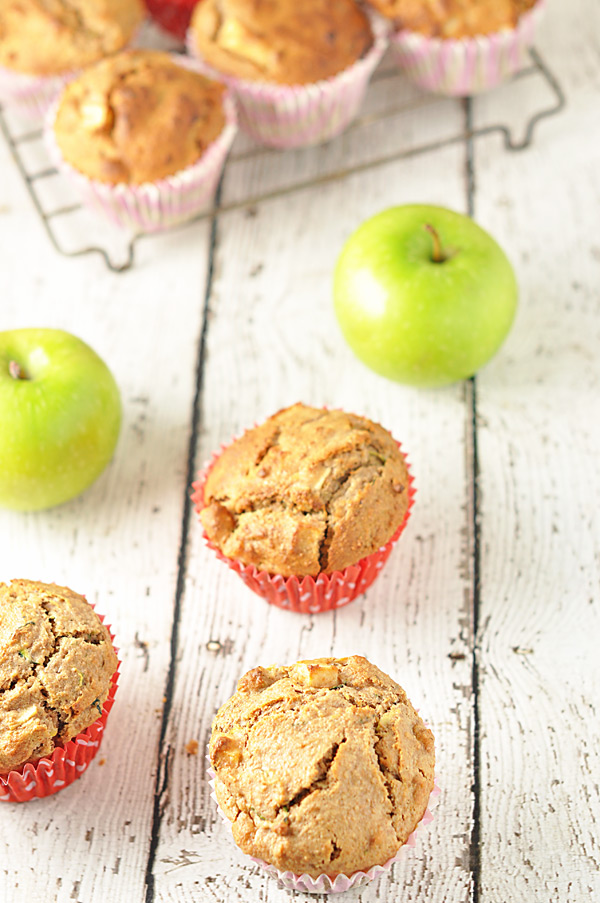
xmin=1 ymin=0 xmax=598 ymax=899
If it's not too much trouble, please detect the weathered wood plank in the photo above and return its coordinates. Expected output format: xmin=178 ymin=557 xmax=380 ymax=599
xmin=152 ymin=134 xmax=475 ymax=902
xmin=472 ymin=0 xmax=600 ymax=898
xmin=0 ymin=131 xmax=213 ymax=901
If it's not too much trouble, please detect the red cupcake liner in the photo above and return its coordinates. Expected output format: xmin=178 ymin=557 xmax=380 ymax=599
xmin=145 ymin=0 xmax=199 ymax=40
xmin=0 ymin=617 xmax=119 ymax=803
xmin=208 ymin=759 xmax=439 ymax=894
xmin=191 ymin=430 xmax=415 ymax=614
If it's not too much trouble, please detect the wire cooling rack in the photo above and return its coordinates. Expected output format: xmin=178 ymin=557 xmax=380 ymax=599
xmin=0 ymin=48 xmax=565 ymax=274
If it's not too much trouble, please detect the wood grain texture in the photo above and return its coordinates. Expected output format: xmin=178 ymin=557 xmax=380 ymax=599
xmin=151 ymin=132 xmax=475 ymax=902
xmin=0 ymin=132 xmax=214 ymax=900
xmin=471 ymin=0 xmax=600 ymax=899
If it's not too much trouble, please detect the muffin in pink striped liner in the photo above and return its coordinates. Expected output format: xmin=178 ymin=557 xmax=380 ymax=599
xmin=0 ymin=580 xmax=119 ymax=803
xmin=46 ymin=50 xmax=236 ymax=233
xmin=208 ymin=657 xmax=437 ymax=893
xmin=186 ymin=0 xmax=389 ymax=148
xmin=0 ymin=0 xmax=145 ymax=119
xmin=191 ymin=403 xmax=415 ymax=613
xmin=366 ymin=0 xmax=545 ymax=95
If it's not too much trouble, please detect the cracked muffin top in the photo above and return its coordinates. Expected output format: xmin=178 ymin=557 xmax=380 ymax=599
xmin=199 ymin=403 xmax=411 ymax=577
xmin=52 ymin=50 xmax=228 ymax=185
xmin=364 ymin=0 xmax=537 ymax=37
xmin=0 ymin=0 xmax=145 ymax=77
xmin=210 ymin=655 xmax=435 ymax=878
xmin=188 ymin=0 xmax=373 ymax=85
xmin=0 ymin=580 xmax=118 ymax=774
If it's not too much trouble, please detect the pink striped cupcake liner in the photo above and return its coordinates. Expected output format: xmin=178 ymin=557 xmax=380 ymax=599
xmin=44 ymin=56 xmax=237 ymax=233
xmin=191 ymin=428 xmax=415 ymax=614
xmin=0 ymin=26 xmax=143 ymax=120
xmin=186 ymin=14 xmax=389 ymax=148
xmin=0 ymin=66 xmax=77 ymax=121
xmin=208 ymin=760 xmax=440 ymax=894
xmin=0 ymin=619 xmax=119 ymax=804
xmin=389 ymin=0 xmax=546 ymax=96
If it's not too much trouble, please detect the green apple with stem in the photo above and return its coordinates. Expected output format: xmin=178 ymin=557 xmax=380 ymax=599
xmin=0 ymin=328 xmax=122 ymax=511
xmin=333 ymin=204 xmax=518 ymax=388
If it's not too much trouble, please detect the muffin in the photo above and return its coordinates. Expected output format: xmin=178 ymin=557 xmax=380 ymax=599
xmin=47 ymin=49 xmax=237 ymax=231
xmin=189 ymin=0 xmax=373 ymax=84
xmin=364 ymin=0 xmax=545 ymax=95
xmin=366 ymin=0 xmax=537 ymax=36
xmin=209 ymin=656 xmax=435 ymax=891
xmin=0 ymin=580 xmax=119 ymax=802
xmin=193 ymin=403 xmax=414 ymax=612
xmin=187 ymin=0 xmax=388 ymax=147
xmin=0 ymin=0 xmax=145 ymax=117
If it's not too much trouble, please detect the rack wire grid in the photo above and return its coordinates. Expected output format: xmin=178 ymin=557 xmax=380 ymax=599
xmin=0 ymin=47 xmax=565 ymax=274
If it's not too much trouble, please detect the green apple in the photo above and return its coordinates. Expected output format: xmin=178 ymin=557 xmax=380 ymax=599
xmin=0 ymin=328 xmax=122 ymax=511
xmin=333 ymin=204 xmax=518 ymax=388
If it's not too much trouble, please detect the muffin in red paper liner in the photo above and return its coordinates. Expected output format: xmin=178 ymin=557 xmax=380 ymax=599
xmin=0 ymin=0 xmax=145 ymax=119
xmin=363 ymin=0 xmax=546 ymax=96
xmin=191 ymin=404 xmax=415 ymax=613
xmin=144 ymin=0 xmax=199 ymax=40
xmin=0 ymin=580 xmax=119 ymax=803
xmin=208 ymin=656 xmax=437 ymax=893
xmin=46 ymin=50 xmax=237 ymax=233
xmin=186 ymin=0 xmax=389 ymax=148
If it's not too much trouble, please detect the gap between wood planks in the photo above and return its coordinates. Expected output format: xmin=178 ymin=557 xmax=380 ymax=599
xmin=464 ymin=96 xmax=482 ymax=903
xmin=143 ymin=179 xmax=224 ymax=903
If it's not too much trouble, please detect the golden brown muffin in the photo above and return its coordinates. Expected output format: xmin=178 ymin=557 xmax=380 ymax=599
xmin=210 ymin=656 xmax=435 ymax=878
xmin=365 ymin=0 xmax=537 ymax=37
xmin=200 ymin=403 xmax=411 ymax=577
xmin=189 ymin=0 xmax=373 ymax=85
xmin=0 ymin=0 xmax=145 ymax=77
xmin=0 ymin=580 xmax=118 ymax=774
xmin=52 ymin=50 xmax=228 ymax=185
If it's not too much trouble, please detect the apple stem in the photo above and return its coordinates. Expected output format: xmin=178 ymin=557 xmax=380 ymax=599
xmin=8 ymin=360 xmax=28 ymax=380
xmin=424 ymin=223 xmax=446 ymax=263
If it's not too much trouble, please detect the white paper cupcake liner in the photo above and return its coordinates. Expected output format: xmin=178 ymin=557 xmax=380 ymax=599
xmin=186 ymin=13 xmax=389 ymax=148
xmin=0 ymin=66 xmax=77 ymax=121
xmin=44 ymin=55 xmax=237 ymax=233
xmin=389 ymin=0 xmax=546 ymax=96
xmin=208 ymin=761 xmax=440 ymax=894
xmin=0 ymin=25 xmax=143 ymax=121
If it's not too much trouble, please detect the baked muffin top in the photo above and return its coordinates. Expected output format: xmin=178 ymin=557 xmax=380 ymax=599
xmin=53 ymin=50 xmax=228 ymax=185
xmin=199 ymin=403 xmax=411 ymax=577
xmin=0 ymin=580 xmax=118 ymax=774
xmin=365 ymin=0 xmax=537 ymax=37
xmin=0 ymin=0 xmax=145 ymax=77
xmin=210 ymin=655 xmax=435 ymax=878
xmin=189 ymin=0 xmax=373 ymax=85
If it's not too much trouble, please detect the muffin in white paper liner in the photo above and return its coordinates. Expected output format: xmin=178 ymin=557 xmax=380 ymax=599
xmin=0 ymin=66 xmax=76 ymax=121
xmin=44 ymin=56 xmax=237 ymax=233
xmin=186 ymin=13 xmax=389 ymax=148
xmin=389 ymin=0 xmax=546 ymax=96
xmin=207 ymin=761 xmax=440 ymax=894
